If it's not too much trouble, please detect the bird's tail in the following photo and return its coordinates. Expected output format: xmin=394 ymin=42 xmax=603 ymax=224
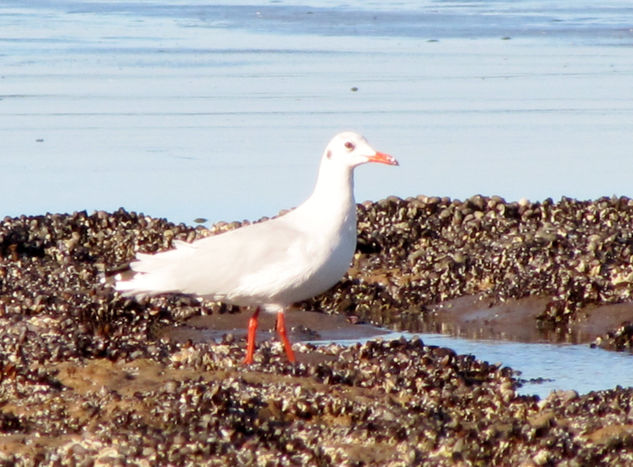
xmin=114 ymin=247 xmax=189 ymax=297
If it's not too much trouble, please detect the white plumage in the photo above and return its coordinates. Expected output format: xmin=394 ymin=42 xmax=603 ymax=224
xmin=116 ymin=131 xmax=398 ymax=363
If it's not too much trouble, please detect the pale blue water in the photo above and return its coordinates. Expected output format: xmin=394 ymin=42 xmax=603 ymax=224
xmin=1 ymin=1 xmax=633 ymax=396
xmin=325 ymin=332 xmax=633 ymax=399
xmin=1 ymin=0 xmax=632 ymax=225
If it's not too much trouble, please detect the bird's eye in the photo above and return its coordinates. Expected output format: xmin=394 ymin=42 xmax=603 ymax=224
xmin=344 ymin=141 xmax=355 ymax=150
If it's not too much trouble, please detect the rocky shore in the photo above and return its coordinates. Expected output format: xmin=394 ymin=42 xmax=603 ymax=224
xmin=2 ymin=196 xmax=633 ymax=464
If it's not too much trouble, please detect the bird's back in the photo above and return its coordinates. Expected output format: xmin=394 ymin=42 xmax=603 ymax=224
xmin=116 ymin=202 xmax=357 ymax=307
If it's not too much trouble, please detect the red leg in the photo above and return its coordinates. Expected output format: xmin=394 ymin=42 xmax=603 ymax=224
xmin=276 ymin=311 xmax=296 ymax=362
xmin=243 ymin=307 xmax=260 ymax=365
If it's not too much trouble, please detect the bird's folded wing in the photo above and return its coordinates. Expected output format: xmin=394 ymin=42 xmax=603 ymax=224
xmin=117 ymin=216 xmax=314 ymax=300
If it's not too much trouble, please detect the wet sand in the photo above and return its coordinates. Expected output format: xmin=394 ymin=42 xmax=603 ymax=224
xmin=426 ymin=295 xmax=633 ymax=344
xmin=166 ymin=310 xmax=390 ymax=345
xmin=165 ymin=295 xmax=633 ymax=347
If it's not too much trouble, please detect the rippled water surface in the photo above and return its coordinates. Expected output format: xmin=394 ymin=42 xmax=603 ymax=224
xmin=1 ymin=0 xmax=632 ymax=224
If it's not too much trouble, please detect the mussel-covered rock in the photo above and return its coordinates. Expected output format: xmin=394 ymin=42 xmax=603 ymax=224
xmin=2 ymin=197 xmax=633 ymax=463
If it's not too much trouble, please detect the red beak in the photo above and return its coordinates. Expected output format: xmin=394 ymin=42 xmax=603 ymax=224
xmin=368 ymin=151 xmax=399 ymax=166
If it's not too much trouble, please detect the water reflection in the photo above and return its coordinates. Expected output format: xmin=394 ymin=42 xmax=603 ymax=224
xmin=168 ymin=310 xmax=633 ymax=399
xmin=317 ymin=331 xmax=633 ymax=399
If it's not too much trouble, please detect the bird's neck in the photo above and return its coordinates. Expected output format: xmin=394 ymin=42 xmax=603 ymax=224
xmin=299 ymin=160 xmax=356 ymax=229
xmin=315 ymin=158 xmax=354 ymax=199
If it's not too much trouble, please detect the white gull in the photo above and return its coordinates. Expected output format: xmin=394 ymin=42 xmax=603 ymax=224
xmin=116 ymin=131 xmax=398 ymax=363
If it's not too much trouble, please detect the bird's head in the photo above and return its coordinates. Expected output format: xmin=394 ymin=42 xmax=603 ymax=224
xmin=323 ymin=132 xmax=398 ymax=169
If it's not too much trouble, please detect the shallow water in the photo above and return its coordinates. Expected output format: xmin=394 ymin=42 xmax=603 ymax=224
xmin=170 ymin=311 xmax=633 ymax=399
xmin=328 ymin=332 xmax=633 ymax=399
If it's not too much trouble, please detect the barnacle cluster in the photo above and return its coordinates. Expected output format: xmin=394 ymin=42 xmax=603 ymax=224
xmin=1 ymin=198 xmax=633 ymax=463
xmin=304 ymin=195 xmax=633 ymax=348
xmin=4 ymin=336 xmax=633 ymax=465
